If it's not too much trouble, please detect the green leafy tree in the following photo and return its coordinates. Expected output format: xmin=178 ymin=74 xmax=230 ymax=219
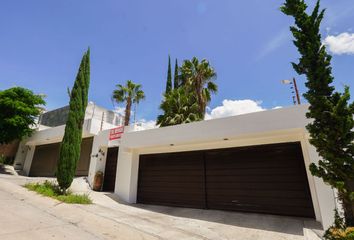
xmin=281 ymin=0 xmax=354 ymax=226
xmin=165 ymin=56 xmax=172 ymax=94
xmin=173 ymin=59 xmax=179 ymax=89
xmin=112 ymin=80 xmax=145 ymax=126
xmin=180 ymin=57 xmax=217 ymax=118
xmin=57 ymin=49 xmax=90 ymax=193
xmin=0 ymin=87 xmax=45 ymax=144
xmin=157 ymin=88 xmax=202 ymax=127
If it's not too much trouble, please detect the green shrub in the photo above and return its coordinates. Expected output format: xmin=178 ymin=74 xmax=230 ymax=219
xmin=0 ymin=155 xmax=15 ymax=165
xmin=24 ymin=181 xmax=92 ymax=204
xmin=0 ymin=155 xmax=5 ymax=165
xmin=324 ymin=210 xmax=354 ymax=240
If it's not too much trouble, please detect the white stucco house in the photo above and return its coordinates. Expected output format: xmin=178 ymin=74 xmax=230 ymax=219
xmin=14 ymin=104 xmax=338 ymax=230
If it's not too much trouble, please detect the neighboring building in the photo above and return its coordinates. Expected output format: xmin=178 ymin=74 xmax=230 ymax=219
xmin=14 ymin=104 xmax=338 ymax=230
xmin=14 ymin=102 xmax=123 ymax=176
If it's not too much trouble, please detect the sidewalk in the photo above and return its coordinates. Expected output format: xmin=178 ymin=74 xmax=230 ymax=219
xmin=0 ymin=178 xmax=158 ymax=240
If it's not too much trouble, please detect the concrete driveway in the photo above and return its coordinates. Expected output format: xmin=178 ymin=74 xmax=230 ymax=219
xmin=0 ymin=173 xmax=322 ymax=240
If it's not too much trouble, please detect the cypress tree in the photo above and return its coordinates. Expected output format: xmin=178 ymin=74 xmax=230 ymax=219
xmin=165 ymin=55 xmax=172 ymax=93
xmin=281 ymin=0 xmax=354 ymax=226
xmin=57 ymin=49 xmax=90 ymax=193
xmin=173 ymin=59 xmax=179 ymax=89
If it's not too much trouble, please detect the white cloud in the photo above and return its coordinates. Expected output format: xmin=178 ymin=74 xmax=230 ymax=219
xmin=205 ymin=99 xmax=267 ymax=120
xmin=136 ymin=119 xmax=157 ymax=130
xmin=323 ymin=32 xmax=354 ymax=55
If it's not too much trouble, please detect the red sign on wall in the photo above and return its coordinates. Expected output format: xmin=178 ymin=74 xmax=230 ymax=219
xmin=109 ymin=126 xmax=124 ymax=140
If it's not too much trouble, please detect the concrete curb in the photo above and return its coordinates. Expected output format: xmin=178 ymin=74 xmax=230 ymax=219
xmin=304 ymin=228 xmax=322 ymax=240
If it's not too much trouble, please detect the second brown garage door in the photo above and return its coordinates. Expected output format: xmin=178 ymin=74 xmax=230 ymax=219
xmin=29 ymin=137 xmax=94 ymax=177
xmin=137 ymin=142 xmax=315 ymax=218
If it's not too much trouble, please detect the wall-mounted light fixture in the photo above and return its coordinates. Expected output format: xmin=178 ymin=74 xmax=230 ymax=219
xmin=98 ymin=148 xmax=105 ymax=156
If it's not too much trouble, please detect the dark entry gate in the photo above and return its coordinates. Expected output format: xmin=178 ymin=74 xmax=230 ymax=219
xmin=102 ymin=147 xmax=119 ymax=192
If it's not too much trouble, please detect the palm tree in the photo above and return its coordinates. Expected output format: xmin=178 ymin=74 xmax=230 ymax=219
xmin=112 ymin=80 xmax=145 ymax=126
xmin=157 ymin=88 xmax=202 ymax=127
xmin=180 ymin=57 xmax=217 ymax=117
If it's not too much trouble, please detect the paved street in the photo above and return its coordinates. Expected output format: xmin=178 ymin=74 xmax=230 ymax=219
xmin=0 ymin=174 xmax=321 ymax=240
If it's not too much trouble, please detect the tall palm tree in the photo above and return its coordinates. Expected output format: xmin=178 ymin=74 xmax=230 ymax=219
xmin=181 ymin=57 xmax=217 ymax=117
xmin=157 ymin=88 xmax=202 ymax=127
xmin=112 ymin=80 xmax=145 ymax=126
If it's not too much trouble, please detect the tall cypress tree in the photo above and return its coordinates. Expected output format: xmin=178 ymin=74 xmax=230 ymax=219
xmin=281 ymin=0 xmax=354 ymax=226
xmin=57 ymin=49 xmax=90 ymax=193
xmin=165 ymin=55 xmax=172 ymax=94
xmin=173 ymin=59 xmax=179 ymax=89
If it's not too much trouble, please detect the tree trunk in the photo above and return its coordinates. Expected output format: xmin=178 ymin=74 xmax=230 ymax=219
xmin=343 ymin=200 xmax=354 ymax=227
xmin=195 ymin=79 xmax=205 ymax=118
xmin=343 ymin=181 xmax=354 ymax=226
xmin=124 ymin=98 xmax=132 ymax=126
xmin=197 ymin=92 xmax=205 ymax=117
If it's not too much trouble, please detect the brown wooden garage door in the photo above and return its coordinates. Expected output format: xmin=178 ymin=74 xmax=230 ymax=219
xmin=137 ymin=142 xmax=315 ymax=218
xmin=29 ymin=137 xmax=94 ymax=177
xmin=138 ymin=151 xmax=206 ymax=208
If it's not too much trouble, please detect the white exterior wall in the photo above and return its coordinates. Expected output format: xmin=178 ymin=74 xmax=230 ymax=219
xmin=115 ymin=105 xmax=336 ymax=229
xmin=87 ymin=125 xmax=136 ymax=187
xmin=22 ymin=145 xmax=36 ymax=175
xmin=87 ymin=129 xmax=121 ymax=186
xmin=13 ymin=141 xmax=28 ymax=170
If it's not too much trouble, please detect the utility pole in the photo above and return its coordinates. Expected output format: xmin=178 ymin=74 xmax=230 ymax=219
xmin=292 ymin=78 xmax=301 ymax=105
xmin=281 ymin=78 xmax=301 ymax=105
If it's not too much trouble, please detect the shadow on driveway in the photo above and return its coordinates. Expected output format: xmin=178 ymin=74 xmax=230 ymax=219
xmin=104 ymin=193 xmax=322 ymax=237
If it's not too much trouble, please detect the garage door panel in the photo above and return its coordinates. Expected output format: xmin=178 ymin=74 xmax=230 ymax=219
xmin=29 ymin=138 xmax=93 ymax=177
xmin=139 ymin=176 xmax=204 ymax=183
xmin=138 ymin=191 xmax=205 ymax=199
xmin=30 ymin=143 xmax=59 ymax=177
xmin=139 ymin=163 xmax=204 ymax=171
xmin=207 ymin=195 xmax=313 ymax=207
xmin=205 ymin=142 xmax=315 ymax=218
xmin=206 ymin=175 xmax=305 ymax=183
xmin=137 ymin=151 xmax=206 ymax=209
xmin=139 ymin=169 xmax=204 ymax=177
xmin=138 ymin=181 xmax=205 ymax=189
xmin=140 ymin=198 xmax=206 ymax=208
xmin=206 ymin=159 xmax=300 ymax=169
xmin=76 ymin=138 xmax=94 ymax=176
xmin=206 ymin=189 xmax=312 ymax=199
xmin=206 ymin=167 xmax=302 ymax=176
xmin=206 ymin=181 xmax=307 ymax=191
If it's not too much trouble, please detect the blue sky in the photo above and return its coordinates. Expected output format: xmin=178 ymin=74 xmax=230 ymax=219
xmin=1 ymin=0 xmax=353 ymax=123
